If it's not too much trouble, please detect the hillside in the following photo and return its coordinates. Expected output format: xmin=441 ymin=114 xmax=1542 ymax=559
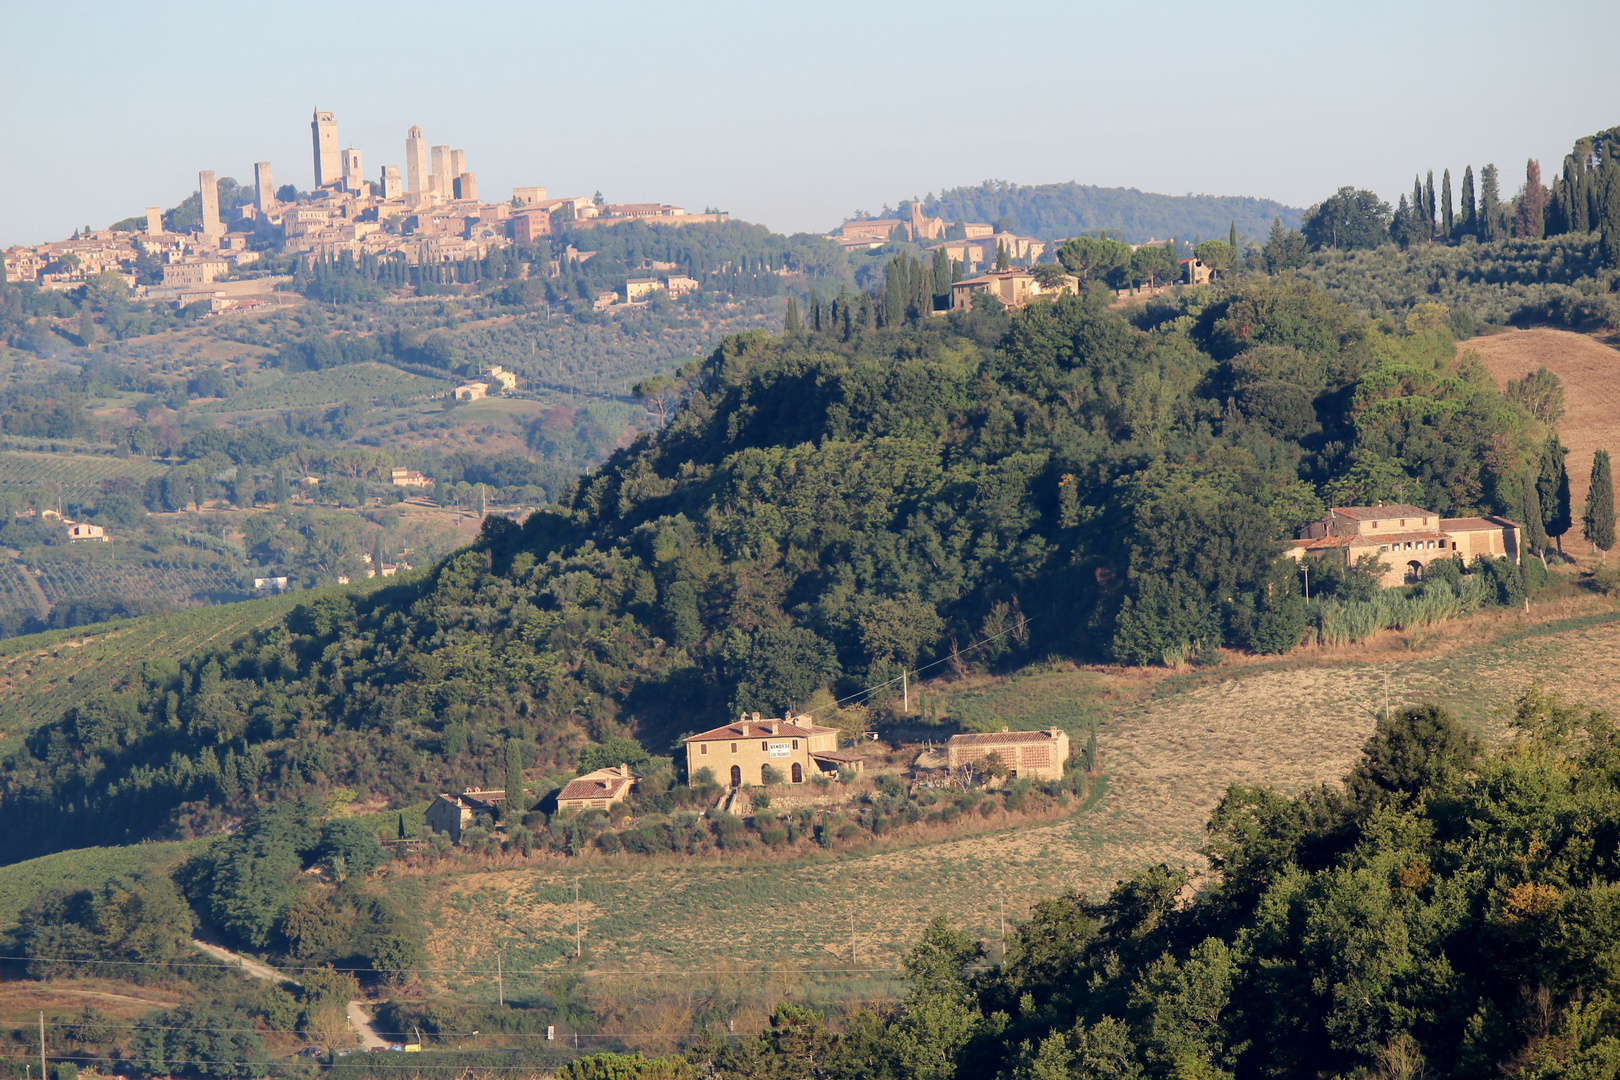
xmin=0 ymin=275 xmax=1568 ymax=865
xmin=907 ymin=180 xmax=1303 ymax=244
xmin=1467 ymin=327 xmax=1620 ymax=555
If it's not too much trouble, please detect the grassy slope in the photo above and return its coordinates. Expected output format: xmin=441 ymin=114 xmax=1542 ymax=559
xmin=1465 ymin=327 xmax=1620 ymax=556
xmin=389 ymin=592 xmax=1620 ymax=1004
xmin=5 ymin=585 xmax=1618 ymax=999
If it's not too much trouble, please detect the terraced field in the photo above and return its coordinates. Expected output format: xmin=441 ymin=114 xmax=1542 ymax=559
xmin=212 ymin=363 xmax=449 ymax=412
xmin=31 ymin=559 xmax=248 ymax=606
xmin=0 ymin=592 xmax=305 ymax=745
xmin=0 ymin=451 xmax=166 ymax=502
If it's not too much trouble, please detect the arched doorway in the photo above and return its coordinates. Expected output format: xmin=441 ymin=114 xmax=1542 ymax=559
xmin=1406 ymin=560 xmax=1424 ymax=584
xmin=791 ymin=762 xmax=803 ymax=784
xmin=729 ymin=765 xmax=741 ymax=787
xmin=761 ymin=764 xmax=772 ymax=785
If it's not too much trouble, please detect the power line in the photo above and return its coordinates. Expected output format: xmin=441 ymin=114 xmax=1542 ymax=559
xmin=0 ymin=954 xmax=906 ymax=978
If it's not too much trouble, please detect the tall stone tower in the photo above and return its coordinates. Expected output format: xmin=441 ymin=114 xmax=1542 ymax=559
xmin=254 ymin=162 xmax=275 ymax=211
xmin=341 ymin=148 xmax=364 ymax=193
xmin=405 ymin=126 xmax=429 ymax=194
xmin=379 ymin=165 xmax=402 ymax=200
xmin=145 ymin=206 xmax=163 ymax=237
xmin=311 ymin=109 xmax=340 ymax=188
xmin=198 ymin=170 xmax=224 ymax=236
xmin=449 ymin=149 xmax=466 ymax=180
xmin=430 ymin=145 xmax=451 ymax=198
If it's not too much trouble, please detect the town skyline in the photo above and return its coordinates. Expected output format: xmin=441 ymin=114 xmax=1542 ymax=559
xmin=5 ymin=0 xmax=1617 ymax=248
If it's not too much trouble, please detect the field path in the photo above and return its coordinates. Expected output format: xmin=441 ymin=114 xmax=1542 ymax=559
xmin=1466 ymin=328 xmax=1620 ymax=555
xmin=190 ymin=938 xmax=384 ymax=1048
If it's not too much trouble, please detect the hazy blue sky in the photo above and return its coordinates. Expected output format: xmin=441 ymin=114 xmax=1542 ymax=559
xmin=3 ymin=0 xmax=1617 ymax=247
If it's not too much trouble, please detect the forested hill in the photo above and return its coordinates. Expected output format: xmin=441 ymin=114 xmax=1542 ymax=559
xmin=905 ymin=180 xmax=1303 ymax=243
xmin=1 ymin=278 xmax=1555 ymax=862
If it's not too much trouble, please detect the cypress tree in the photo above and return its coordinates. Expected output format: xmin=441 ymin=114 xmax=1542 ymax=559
xmin=504 ymin=740 xmax=527 ymax=816
xmin=809 ymin=288 xmax=821 ymax=332
xmin=995 ymin=240 xmax=1009 ymax=272
xmin=371 ymin=530 xmax=384 ymax=573
xmin=1228 ymin=220 xmax=1238 ymax=254
xmin=1423 ymin=171 xmax=1436 ymax=237
xmin=1585 ymin=450 xmax=1616 ymax=558
xmin=1481 ymin=164 xmax=1501 ymax=241
xmin=931 ymin=247 xmax=950 ymax=308
xmin=783 ymin=296 xmax=800 ymax=332
xmin=1461 ymin=166 xmax=1477 ymax=236
xmin=1514 ymin=159 xmax=1546 ymax=239
xmin=1412 ymin=175 xmax=1424 ymax=227
xmin=273 ymin=466 xmax=289 ymax=505
xmin=1600 ymin=158 xmax=1620 ymax=270
xmin=1539 ymin=437 xmax=1573 ymax=552
xmin=1441 ymin=169 xmax=1454 ymax=236
xmin=1522 ymin=477 xmax=1550 ymax=567
xmin=1566 ymin=156 xmax=1589 ymax=232
xmin=476 ymin=483 xmax=486 ymax=518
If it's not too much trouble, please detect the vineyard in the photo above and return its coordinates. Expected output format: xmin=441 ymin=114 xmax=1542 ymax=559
xmin=0 ymin=591 xmax=308 ymax=744
xmin=210 ymin=362 xmax=449 ymax=412
xmin=31 ymin=559 xmax=248 ymax=606
xmin=0 ymin=451 xmax=166 ymax=503
xmin=0 ymin=563 xmax=42 ymax=618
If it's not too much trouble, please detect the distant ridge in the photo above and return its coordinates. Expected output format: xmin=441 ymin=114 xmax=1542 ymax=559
xmin=885 ymin=179 xmax=1303 ymax=245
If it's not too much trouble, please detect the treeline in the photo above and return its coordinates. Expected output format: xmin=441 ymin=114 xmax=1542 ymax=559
xmin=909 ymin=179 xmax=1303 ymax=243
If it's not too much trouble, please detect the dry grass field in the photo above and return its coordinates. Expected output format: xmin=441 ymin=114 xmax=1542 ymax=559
xmin=1466 ymin=328 xmax=1620 ymax=556
xmin=406 ymin=593 xmax=1620 ymax=1006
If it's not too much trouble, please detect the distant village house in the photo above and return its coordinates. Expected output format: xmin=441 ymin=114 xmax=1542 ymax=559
xmin=425 ymin=789 xmax=506 ymax=843
xmin=556 ymin=764 xmax=638 ymax=812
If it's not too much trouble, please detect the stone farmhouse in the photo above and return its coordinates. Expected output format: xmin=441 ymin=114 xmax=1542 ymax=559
xmin=424 ymin=789 xmax=506 ymax=843
xmin=945 ymin=728 xmax=1070 ymax=781
xmin=1287 ymin=503 xmax=1521 ymax=586
xmin=556 ymin=764 xmax=638 ymax=812
xmin=683 ymin=714 xmax=863 ymax=787
xmin=950 ymin=269 xmax=1078 ymax=312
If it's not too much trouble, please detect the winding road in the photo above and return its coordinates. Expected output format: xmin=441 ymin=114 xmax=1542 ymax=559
xmin=191 ymin=939 xmax=389 ymax=1050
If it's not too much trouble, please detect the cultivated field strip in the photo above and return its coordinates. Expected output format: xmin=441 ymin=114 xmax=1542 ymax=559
xmin=0 ymin=595 xmax=300 ymax=739
xmin=0 ymin=451 xmax=166 ymax=502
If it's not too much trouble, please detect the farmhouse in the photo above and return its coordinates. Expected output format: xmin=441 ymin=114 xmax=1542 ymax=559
xmin=454 ymin=381 xmax=488 ymax=401
xmin=556 ymin=764 xmax=638 ymax=812
xmin=1288 ymin=503 xmax=1521 ymax=586
xmin=945 ymin=728 xmax=1070 ymax=781
xmin=683 ymin=713 xmax=857 ymax=787
xmin=67 ymin=522 xmax=107 ymax=542
xmin=424 ymin=789 xmax=505 ymax=843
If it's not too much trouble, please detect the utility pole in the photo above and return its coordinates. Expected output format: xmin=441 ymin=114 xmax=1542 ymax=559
xmin=1302 ymin=563 xmax=1309 ymax=601
xmin=999 ymin=897 xmax=1006 ymax=964
xmin=575 ymin=882 xmax=581 ymax=959
xmin=850 ymin=911 xmax=856 ymax=967
xmin=497 ymin=951 xmax=503 ymax=1006
xmin=39 ymin=1011 xmax=45 ymax=1080
xmin=902 ymin=669 xmax=909 ymax=713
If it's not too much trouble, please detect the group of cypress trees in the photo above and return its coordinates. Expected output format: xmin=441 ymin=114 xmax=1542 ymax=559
xmin=1522 ymin=435 xmax=1619 ymax=564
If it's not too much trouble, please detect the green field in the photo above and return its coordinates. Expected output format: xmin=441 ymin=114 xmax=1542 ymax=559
xmin=0 ymin=591 xmax=306 ymax=744
xmin=211 ymin=363 xmax=449 ymax=412
xmin=0 ymin=451 xmax=166 ymax=502
xmin=31 ymin=558 xmax=247 ymax=606
xmin=0 ymin=841 xmax=207 ymax=930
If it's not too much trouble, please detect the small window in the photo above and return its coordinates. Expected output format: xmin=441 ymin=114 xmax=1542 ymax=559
xmin=1439 ymin=539 xmax=1446 ymax=548
xmin=1380 ymin=545 xmax=1389 ymax=552
xmin=792 ymin=740 xmax=799 ymax=750
xmin=1401 ymin=519 xmax=1406 ymax=526
xmin=731 ymin=742 xmax=737 ymax=753
xmin=700 ymin=744 xmax=708 ymax=755
xmin=761 ymin=741 xmax=769 ymax=751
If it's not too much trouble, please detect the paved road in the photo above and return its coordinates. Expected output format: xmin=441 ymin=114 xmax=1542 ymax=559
xmin=192 ymin=939 xmax=386 ymax=1049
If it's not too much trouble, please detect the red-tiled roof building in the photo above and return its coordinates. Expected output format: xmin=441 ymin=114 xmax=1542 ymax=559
xmin=945 ymin=727 xmax=1070 ymax=781
xmin=1287 ymin=503 xmax=1520 ymax=586
xmin=683 ymin=713 xmax=856 ymax=788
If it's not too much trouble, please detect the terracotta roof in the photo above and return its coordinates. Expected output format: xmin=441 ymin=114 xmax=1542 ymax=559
xmin=1330 ymin=505 xmax=1432 ymax=521
xmin=684 ymin=718 xmax=838 ymax=742
xmin=435 ymin=789 xmax=505 ymax=810
xmin=947 ymin=729 xmax=1064 ymax=746
xmin=1441 ymin=516 xmax=1518 ymax=532
xmin=810 ymin=750 xmax=865 ymax=764
xmin=558 ymin=775 xmax=631 ymax=802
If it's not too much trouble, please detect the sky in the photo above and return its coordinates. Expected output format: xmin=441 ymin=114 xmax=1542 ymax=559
xmin=3 ymin=0 xmax=1618 ymax=248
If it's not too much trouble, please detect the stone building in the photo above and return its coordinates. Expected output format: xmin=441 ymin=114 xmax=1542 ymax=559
xmin=405 ymin=126 xmax=429 ymax=194
xmin=556 ymin=765 xmax=638 ymax=813
xmin=1288 ymin=503 xmax=1521 ymax=586
xmin=683 ymin=714 xmax=854 ymax=787
xmin=312 ymin=109 xmax=340 ymax=188
xmin=425 ymin=789 xmax=505 ymax=843
xmin=950 ymin=269 xmax=1077 ymax=311
xmin=945 ymin=728 xmax=1070 ymax=781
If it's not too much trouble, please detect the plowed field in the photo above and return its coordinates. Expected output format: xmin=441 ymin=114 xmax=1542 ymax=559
xmin=1466 ymin=328 xmax=1620 ymax=555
